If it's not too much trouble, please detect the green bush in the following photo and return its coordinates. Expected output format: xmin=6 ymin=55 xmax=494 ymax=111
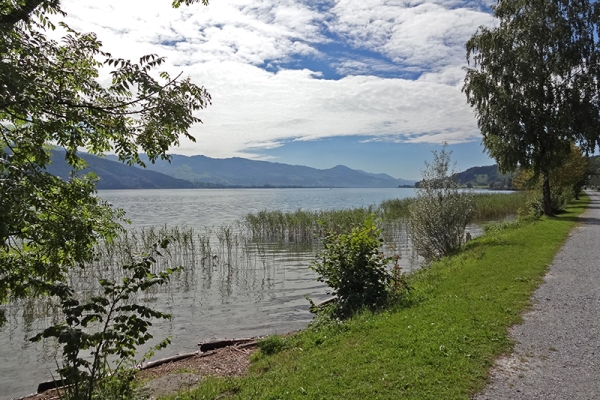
xmin=310 ymin=218 xmax=392 ymax=318
xmin=408 ymin=145 xmax=474 ymax=261
xmin=526 ymin=186 xmax=574 ymax=215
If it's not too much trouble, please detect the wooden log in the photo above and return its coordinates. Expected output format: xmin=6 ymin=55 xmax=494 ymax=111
xmin=140 ymin=351 xmax=199 ymax=370
xmin=36 ymin=351 xmax=212 ymax=393
xmin=315 ymin=296 xmax=337 ymax=307
xmin=236 ymin=340 xmax=258 ymax=349
xmin=36 ymin=340 xmax=256 ymax=395
xmin=198 ymin=338 xmax=254 ymax=352
xmin=36 ymin=379 xmax=70 ymax=394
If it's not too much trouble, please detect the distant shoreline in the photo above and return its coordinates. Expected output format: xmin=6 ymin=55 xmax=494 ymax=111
xmin=96 ymin=186 xmax=419 ymax=190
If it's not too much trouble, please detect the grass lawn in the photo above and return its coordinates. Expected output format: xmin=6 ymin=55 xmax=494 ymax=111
xmin=168 ymin=196 xmax=589 ymax=400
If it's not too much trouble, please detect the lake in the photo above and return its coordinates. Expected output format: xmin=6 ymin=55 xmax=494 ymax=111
xmin=98 ymin=187 xmax=418 ymax=228
xmin=0 ymin=188 xmax=493 ymax=399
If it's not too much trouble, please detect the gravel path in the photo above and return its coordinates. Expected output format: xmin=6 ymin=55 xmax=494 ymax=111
xmin=475 ymin=190 xmax=600 ymax=400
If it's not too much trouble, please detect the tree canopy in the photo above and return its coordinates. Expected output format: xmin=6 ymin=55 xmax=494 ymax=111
xmin=463 ymin=0 xmax=600 ymax=215
xmin=0 ymin=0 xmax=210 ymax=323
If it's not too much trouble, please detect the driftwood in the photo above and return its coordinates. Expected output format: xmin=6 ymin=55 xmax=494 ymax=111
xmin=198 ymin=338 xmax=254 ymax=352
xmin=36 ymin=351 xmax=214 ymax=394
xmin=36 ymin=340 xmax=258 ymax=395
xmin=37 ymin=380 xmax=65 ymax=394
xmin=236 ymin=341 xmax=258 ymax=349
xmin=316 ymin=296 xmax=337 ymax=307
xmin=140 ymin=351 xmax=200 ymax=370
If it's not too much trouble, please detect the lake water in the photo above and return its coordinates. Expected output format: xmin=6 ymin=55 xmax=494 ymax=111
xmin=0 ymin=188 xmax=493 ymax=399
xmin=98 ymin=187 xmax=418 ymax=228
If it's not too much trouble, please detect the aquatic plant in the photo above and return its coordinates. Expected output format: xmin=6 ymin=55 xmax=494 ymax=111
xmin=242 ymin=192 xmax=526 ymax=244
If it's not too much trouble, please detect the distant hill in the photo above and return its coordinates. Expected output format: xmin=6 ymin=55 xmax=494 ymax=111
xmin=46 ymin=150 xmax=195 ymax=189
xmin=455 ymin=165 xmax=515 ymax=189
xmin=113 ymin=153 xmax=416 ymax=188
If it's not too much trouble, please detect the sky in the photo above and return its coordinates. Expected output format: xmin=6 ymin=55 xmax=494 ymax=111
xmin=56 ymin=0 xmax=499 ymax=181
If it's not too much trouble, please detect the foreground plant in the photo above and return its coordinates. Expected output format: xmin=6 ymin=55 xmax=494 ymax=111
xmin=30 ymin=240 xmax=180 ymax=400
xmin=310 ymin=218 xmax=393 ymax=318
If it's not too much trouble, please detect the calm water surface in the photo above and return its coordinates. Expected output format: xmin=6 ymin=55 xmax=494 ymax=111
xmin=1 ymin=188 xmax=490 ymax=399
xmin=100 ymin=187 xmax=417 ymax=228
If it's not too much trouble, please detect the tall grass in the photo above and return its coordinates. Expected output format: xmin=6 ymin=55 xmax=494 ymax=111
xmin=473 ymin=191 xmax=528 ymax=220
xmin=66 ymin=224 xmax=283 ymax=300
xmin=244 ymin=192 xmax=527 ymax=242
xmin=244 ymin=207 xmax=376 ymax=243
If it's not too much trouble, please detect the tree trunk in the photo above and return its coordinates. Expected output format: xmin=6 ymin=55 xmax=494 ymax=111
xmin=542 ymin=170 xmax=554 ymax=216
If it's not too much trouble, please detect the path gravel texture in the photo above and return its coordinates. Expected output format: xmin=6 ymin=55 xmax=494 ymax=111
xmin=475 ymin=190 xmax=600 ymax=400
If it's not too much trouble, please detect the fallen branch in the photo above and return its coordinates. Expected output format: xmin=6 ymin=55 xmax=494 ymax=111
xmin=140 ymin=351 xmax=200 ymax=370
xmin=198 ymin=338 xmax=254 ymax=352
xmin=316 ymin=296 xmax=337 ymax=307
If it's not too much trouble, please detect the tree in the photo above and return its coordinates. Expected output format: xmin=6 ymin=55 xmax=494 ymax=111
xmin=463 ymin=0 xmax=600 ymax=215
xmin=408 ymin=144 xmax=474 ymax=261
xmin=0 ymin=0 xmax=210 ymax=324
xmin=514 ymin=143 xmax=589 ymax=212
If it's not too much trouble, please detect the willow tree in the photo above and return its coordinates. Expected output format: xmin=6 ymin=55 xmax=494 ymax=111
xmin=463 ymin=0 xmax=600 ymax=215
xmin=0 ymin=0 xmax=210 ymax=325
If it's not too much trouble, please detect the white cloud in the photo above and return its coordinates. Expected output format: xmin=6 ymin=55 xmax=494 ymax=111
xmin=172 ymin=62 xmax=480 ymax=159
xmin=55 ymin=0 xmax=494 ymax=157
xmin=328 ymin=0 xmax=494 ymax=71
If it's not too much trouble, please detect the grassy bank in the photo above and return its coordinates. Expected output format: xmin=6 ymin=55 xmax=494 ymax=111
xmin=168 ymin=195 xmax=588 ymax=400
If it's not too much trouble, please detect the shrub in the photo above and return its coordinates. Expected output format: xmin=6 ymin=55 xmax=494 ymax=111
xmin=30 ymin=239 xmax=180 ymax=400
xmin=525 ymin=186 xmax=573 ymax=215
xmin=310 ymin=218 xmax=393 ymax=318
xmin=408 ymin=145 xmax=475 ymax=261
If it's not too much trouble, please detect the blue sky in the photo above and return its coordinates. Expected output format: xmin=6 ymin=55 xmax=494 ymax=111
xmin=59 ymin=0 xmax=498 ymax=180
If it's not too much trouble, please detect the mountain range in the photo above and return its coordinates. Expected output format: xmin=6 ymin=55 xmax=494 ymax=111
xmin=46 ymin=150 xmax=416 ymax=189
xmin=45 ymin=149 xmax=194 ymax=189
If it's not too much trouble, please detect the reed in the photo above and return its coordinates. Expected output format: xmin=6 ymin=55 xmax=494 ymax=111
xmin=243 ymin=192 xmax=526 ymax=243
xmin=65 ymin=225 xmax=273 ymax=298
xmin=243 ymin=207 xmax=375 ymax=243
xmin=379 ymin=197 xmax=413 ymax=220
xmin=472 ymin=191 xmax=528 ymax=220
